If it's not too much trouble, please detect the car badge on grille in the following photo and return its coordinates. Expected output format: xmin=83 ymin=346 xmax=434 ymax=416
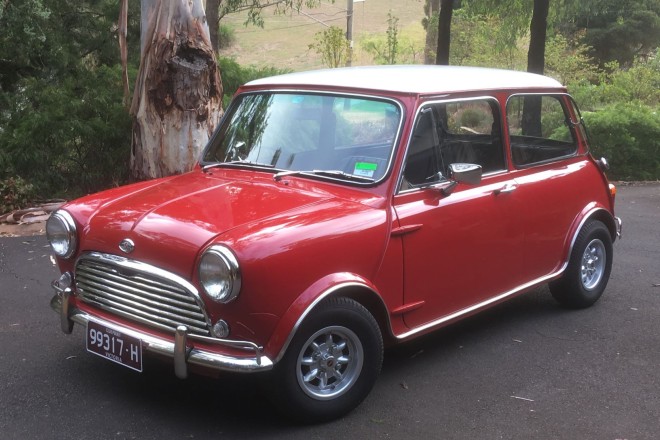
xmin=119 ymin=238 xmax=135 ymax=254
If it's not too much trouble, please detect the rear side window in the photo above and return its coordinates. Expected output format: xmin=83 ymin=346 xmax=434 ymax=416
xmin=506 ymin=95 xmax=578 ymax=167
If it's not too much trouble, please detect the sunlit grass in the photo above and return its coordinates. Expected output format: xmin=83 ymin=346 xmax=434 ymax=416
xmin=219 ymin=0 xmax=426 ymax=71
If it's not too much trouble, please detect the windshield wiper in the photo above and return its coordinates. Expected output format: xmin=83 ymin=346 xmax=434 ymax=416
xmin=202 ymin=160 xmax=276 ymax=173
xmin=273 ymin=169 xmax=375 ymax=183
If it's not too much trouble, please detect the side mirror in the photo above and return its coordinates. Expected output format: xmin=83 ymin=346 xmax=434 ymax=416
xmin=449 ymin=163 xmax=482 ymax=185
xmin=442 ymin=163 xmax=482 ymax=196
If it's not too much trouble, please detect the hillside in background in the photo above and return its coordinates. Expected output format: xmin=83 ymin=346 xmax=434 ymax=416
xmin=219 ymin=0 xmax=426 ymax=70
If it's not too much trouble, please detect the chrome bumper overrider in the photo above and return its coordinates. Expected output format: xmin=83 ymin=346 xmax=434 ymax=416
xmin=615 ymin=216 xmax=622 ymax=239
xmin=50 ymin=282 xmax=273 ymax=377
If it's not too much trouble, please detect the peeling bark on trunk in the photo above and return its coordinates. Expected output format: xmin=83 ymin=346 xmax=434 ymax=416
xmin=119 ymin=0 xmax=130 ymax=105
xmin=130 ymin=0 xmax=223 ymax=181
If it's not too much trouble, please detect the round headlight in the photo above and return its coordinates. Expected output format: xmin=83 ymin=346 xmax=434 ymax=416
xmin=46 ymin=211 xmax=77 ymax=259
xmin=199 ymin=245 xmax=241 ymax=303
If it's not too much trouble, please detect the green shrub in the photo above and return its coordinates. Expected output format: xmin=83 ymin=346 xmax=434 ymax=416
xmin=0 ymin=65 xmax=132 ymax=199
xmin=218 ymin=57 xmax=290 ymax=107
xmin=584 ymin=103 xmax=660 ymax=181
xmin=569 ymin=55 xmax=660 ymax=111
xmin=309 ymin=26 xmax=350 ymax=68
xmin=460 ymin=108 xmax=486 ymax=127
xmin=0 ymin=176 xmax=35 ymax=214
xmin=218 ymin=24 xmax=236 ymax=49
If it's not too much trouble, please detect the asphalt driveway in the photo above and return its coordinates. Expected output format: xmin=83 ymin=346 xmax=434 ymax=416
xmin=1 ymin=183 xmax=658 ymax=439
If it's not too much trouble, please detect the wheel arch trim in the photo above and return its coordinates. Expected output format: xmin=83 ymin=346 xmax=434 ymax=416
xmin=565 ymin=205 xmax=617 ymax=268
xmin=268 ymin=276 xmax=392 ymax=365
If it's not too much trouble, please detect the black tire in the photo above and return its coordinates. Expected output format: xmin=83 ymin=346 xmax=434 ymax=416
xmin=550 ymin=220 xmax=613 ymax=309
xmin=264 ymin=297 xmax=383 ymax=423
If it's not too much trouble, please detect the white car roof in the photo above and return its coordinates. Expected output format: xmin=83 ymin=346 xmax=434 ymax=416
xmin=245 ymin=65 xmax=564 ymax=94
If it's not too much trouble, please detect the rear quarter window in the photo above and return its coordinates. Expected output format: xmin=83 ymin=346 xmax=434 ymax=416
xmin=506 ymin=95 xmax=578 ymax=167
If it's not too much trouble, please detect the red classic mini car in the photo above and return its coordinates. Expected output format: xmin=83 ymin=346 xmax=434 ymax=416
xmin=48 ymin=65 xmax=621 ymax=422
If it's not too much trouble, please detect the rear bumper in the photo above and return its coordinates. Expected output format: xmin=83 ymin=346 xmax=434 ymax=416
xmin=50 ymin=288 xmax=273 ymax=377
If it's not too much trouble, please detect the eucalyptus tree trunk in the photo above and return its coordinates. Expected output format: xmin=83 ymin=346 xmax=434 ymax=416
xmin=130 ymin=0 xmax=223 ymax=180
xmin=424 ymin=0 xmax=439 ymax=64
xmin=207 ymin=0 xmax=220 ymax=52
xmin=527 ymin=0 xmax=549 ymax=75
xmin=521 ymin=0 xmax=549 ymax=137
xmin=435 ymin=0 xmax=454 ymax=65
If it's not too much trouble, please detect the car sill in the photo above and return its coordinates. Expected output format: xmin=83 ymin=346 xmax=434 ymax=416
xmin=395 ymin=270 xmax=564 ymax=341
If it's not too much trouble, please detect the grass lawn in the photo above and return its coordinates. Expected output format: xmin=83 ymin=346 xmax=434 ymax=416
xmin=219 ymin=0 xmax=427 ymax=71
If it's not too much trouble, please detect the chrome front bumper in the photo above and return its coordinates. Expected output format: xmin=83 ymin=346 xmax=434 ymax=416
xmin=50 ymin=286 xmax=273 ymax=377
xmin=615 ymin=216 xmax=623 ymax=239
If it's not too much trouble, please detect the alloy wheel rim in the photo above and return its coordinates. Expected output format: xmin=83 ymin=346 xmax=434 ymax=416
xmin=581 ymin=238 xmax=606 ymax=290
xmin=296 ymin=325 xmax=364 ymax=400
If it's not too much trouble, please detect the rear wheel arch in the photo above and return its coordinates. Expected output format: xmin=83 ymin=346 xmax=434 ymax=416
xmin=565 ymin=207 xmax=617 ymax=263
xmin=551 ymin=218 xmax=613 ymax=308
xmin=593 ymin=210 xmax=618 ymax=242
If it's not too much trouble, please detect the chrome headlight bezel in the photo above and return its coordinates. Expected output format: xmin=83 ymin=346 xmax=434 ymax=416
xmin=46 ymin=210 xmax=77 ymax=259
xmin=198 ymin=245 xmax=241 ymax=303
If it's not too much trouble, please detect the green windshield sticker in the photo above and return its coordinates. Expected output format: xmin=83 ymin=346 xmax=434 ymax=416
xmin=355 ymin=162 xmax=377 ymax=171
xmin=353 ymin=162 xmax=377 ymax=178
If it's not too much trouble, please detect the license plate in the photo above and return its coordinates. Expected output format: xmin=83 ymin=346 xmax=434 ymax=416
xmin=86 ymin=321 xmax=143 ymax=372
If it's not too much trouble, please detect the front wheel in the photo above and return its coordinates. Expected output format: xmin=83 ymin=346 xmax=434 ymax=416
xmin=550 ymin=220 xmax=613 ymax=308
xmin=265 ymin=297 xmax=383 ymax=423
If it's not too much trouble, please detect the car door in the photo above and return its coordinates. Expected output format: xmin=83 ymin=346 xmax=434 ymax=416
xmin=506 ymin=94 xmax=589 ymax=280
xmin=393 ymin=98 xmax=525 ymax=329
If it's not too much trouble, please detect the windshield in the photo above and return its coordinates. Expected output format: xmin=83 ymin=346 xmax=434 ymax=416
xmin=202 ymin=92 xmax=402 ymax=183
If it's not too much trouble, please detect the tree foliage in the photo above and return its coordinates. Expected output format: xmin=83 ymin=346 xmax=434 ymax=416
xmin=222 ymin=0 xmax=324 ymax=25
xmin=458 ymin=0 xmax=660 ymax=67
xmin=420 ymin=0 xmax=659 ymax=180
xmin=2 ymin=66 xmax=132 ymax=193
xmin=429 ymin=9 xmax=529 ymax=69
xmin=206 ymin=0 xmax=327 ymax=51
xmin=568 ymin=54 xmax=660 ymax=110
xmin=543 ymin=33 xmax=601 ymax=84
xmin=560 ymin=0 xmax=660 ymax=66
xmin=0 ymin=0 xmax=140 ymax=202
xmin=1 ymin=0 xmax=658 ymax=212
xmin=460 ymin=0 xmax=534 ymax=50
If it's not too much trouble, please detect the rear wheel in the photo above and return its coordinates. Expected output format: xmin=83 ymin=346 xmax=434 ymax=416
xmin=550 ymin=220 xmax=613 ymax=308
xmin=265 ymin=297 xmax=383 ymax=423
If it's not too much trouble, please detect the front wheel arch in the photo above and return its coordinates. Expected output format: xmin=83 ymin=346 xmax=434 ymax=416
xmin=263 ymin=296 xmax=384 ymax=422
xmin=267 ymin=281 xmax=394 ymax=365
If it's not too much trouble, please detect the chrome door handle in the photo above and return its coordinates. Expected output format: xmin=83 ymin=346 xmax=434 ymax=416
xmin=494 ymin=183 xmax=517 ymax=195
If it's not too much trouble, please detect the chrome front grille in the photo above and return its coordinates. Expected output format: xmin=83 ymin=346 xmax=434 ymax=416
xmin=75 ymin=252 xmax=210 ymax=336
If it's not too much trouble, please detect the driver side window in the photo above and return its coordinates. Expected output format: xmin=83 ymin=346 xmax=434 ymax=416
xmin=400 ymin=98 xmax=505 ymax=191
